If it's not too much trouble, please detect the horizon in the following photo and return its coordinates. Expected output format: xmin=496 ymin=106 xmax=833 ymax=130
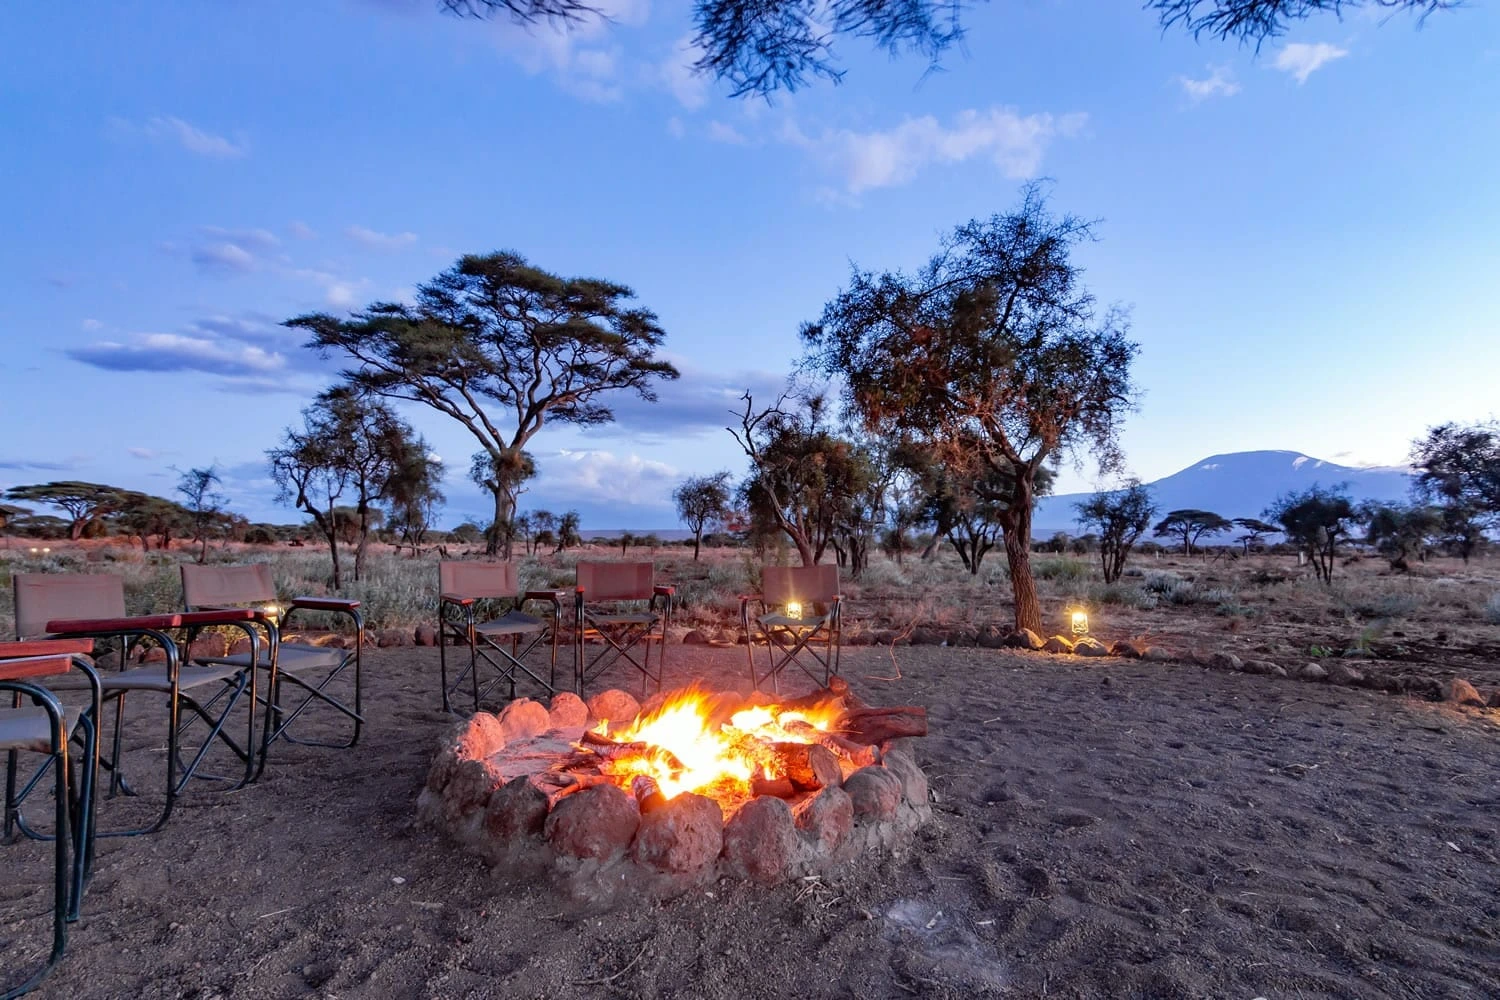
xmin=3 ymin=2 xmax=1497 ymax=530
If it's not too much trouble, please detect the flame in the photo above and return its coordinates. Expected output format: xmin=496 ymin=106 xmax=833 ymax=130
xmin=588 ymin=688 xmax=844 ymax=802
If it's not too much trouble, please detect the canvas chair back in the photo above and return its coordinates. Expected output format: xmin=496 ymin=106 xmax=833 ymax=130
xmin=13 ymin=573 xmax=127 ymax=640
xmin=439 ymin=561 xmax=518 ymax=600
xmin=576 ymin=562 xmax=654 ymax=602
xmin=180 ymin=563 xmax=276 ymax=609
xmin=762 ymin=565 xmax=839 ymax=608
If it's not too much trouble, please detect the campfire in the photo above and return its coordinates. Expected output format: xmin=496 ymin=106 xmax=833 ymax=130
xmin=419 ymin=678 xmax=931 ymax=890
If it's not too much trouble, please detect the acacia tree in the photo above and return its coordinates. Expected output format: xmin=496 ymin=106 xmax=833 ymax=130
xmin=1361 ymin=501 xmax=1440 ymax=570
xmin=1074 ymin=481 xmax=1157 ymax=583
xmin=673 ymin=472 xmax=734 ymax=561
xmin=288 ymin=251 xmax=679 ymax=558
xmin=730 ymin=392 xmax=874 ymax=567
xmin=439 ymin=0 xmax=1451 ymax=97
xmin=175 ymin=466 xmax=228 ymax=563
xmin=1410 ymin=420 xmax=1500 ymax=563
xmin=1266 ymin=484 xmax=1357 ymax=584
xmin=386 ymin=448 xmax=445 ymax=557
xmin=1153 ymin=509 xmax=1231 ymax=556
xmin=3 ymin=481 xmax=128 ymax=540
xmin=555 ymin=510 xmax=582 ymax=552
xmin=1231 ymin=516 xmax=1279 ymax=554
xmin=802 ymin=187 xmax=1139 ymax=632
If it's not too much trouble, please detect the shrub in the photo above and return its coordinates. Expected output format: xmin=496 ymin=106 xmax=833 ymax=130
xmin=1033 ymin=557 xmax=1089 ymax=583
xmin=1486 ymin=592 xmax=1500 ymax=625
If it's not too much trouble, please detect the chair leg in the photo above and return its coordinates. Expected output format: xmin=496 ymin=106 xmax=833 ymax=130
xmin=439 ymin=618 xmax=451 ymax=713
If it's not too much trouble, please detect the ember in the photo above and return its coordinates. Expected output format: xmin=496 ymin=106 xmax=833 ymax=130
xmin=419 ymin=679 xmax=933 ymax=891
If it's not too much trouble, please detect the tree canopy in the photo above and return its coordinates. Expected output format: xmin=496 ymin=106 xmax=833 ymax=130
xmin=673 ymin=471 xmax=735 ymax=561
xmin=1265 ymin=484 xmax=1356 ymax=584
xmin=1153 ymin=509 xmax=1231 ymax=555
xmin=438 ymin=0 xmax=1453 ymax=97
xmin=289 ymin=251 xmax=678 ymax=557
xmin=3 ymin=481 xmax=131 ymax=540
xmin=1075 ymin=481 xmax=1157 ymax=583
xmin=802 ymin=185 xmax=1138 ymax=632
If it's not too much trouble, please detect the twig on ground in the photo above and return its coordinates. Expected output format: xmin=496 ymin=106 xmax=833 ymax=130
xmin=567 ymin=942 xmax=648 ymax=986
xmin=864 ymin=604 xmax=923 ymax=682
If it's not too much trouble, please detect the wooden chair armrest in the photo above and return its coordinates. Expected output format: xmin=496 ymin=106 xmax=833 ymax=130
xmin=47 ymin=613 xmax=185 ymax=634
xmin=653 ymin=585 xmax=676 ymax=597
xmin=0 ymin=639 xmax=95 ymax=658
xmin=439 ymin=593 xmax=476 ymax=606
xmin=0 ymin=654 xmax=83 ymax=681
xmin=290 ymin=597 xmax=361 ymax=612
xmin=178 ymin=609 xmax=257 ymax=627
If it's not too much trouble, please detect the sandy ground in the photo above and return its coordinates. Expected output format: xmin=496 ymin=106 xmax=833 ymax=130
xmin=4 ymin=644 xmax=1498 ymax=999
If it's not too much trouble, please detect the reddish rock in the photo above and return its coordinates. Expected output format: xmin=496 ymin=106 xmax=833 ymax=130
xmin=548 ymin=691 xmax=589 ymax=729
xmin=637 ymin=690 xmax=670 ymax=719
xmin=1487 ymin=690 xmax=1500 ymax=709
xmin=793 ymin=786 xmax=853 ymax=853
xmin=1445 ymin=677 xmax=1485 ymax=707
xmin=443 ymin=757 xmax=508 ymax=824
xmin=1207 ymin=651 xmax=1244 ymax=672
xmin=1142 ymin=646 xmax=1175 ymax=663
xmin=1003 ymin=628 xmax=1045 ymax=651
xmin=186 ymin=635 xmax=228 ymax=661
xmin=681 ymin=629 xmax=710 ymax=645
xmin=1300 ymin=662 xmax=1329 ymax=681
xmin=449 ymin=712 xmax=505 ymax=761
xmin=842 ymin=765 xmax=902 ymax=822
xmin=483 ymin=776 xmax=550 ymax=840
xmin=413 ymin=624 xmax=438 ymax=647
xmin=545 ymin=784 xmax=640 ymax=861
xmin=880 ymin=749 xmax=928 ymax=806
xmin=228 ymin=637 xmax=254 ymax=657
xmin=496 ymin=699 xmax=551 ymax=742
xmin=908 ymin=627 xmax=943 ymax=646
xmin=1326 ymin=661 xmax=1364 ymax=686
xmin=1242 ymin=659 xmax=1278 ymax=676
xmin=721 ymin=796 xmax=798 ymax=884
xmin=1073 ymin=637 xmax=1110 ymax=657
xmin=587 ymin=689 xmax=641 ymax=729
xmin=631 ymin=792 xmax=724 ymax=873
xmin=1110 ymin=639 xmax=1149 ymax=659
xmin=1042 ymin=635 xmax=1075 ymax=655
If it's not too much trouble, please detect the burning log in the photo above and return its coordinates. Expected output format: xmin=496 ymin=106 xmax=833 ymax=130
xmin=782 ymin=720 xmax=879 ymax=768
xmin=631 ymin=775 xmax=667 ymax=814
xmin=770 ymin=742 xmax=843 ymax=792
xmin=534 ymin=771 xmax=613 ymax=809
xmin=577 ymin=731 xmax=687 ymax=771
xmin=750 ymin=773 xmax=796 ymax=798
xmin=837 ymin=706 xmax=927 ymax=745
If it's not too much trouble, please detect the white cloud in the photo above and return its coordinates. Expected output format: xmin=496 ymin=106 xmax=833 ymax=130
xmin=706 ymin=120 xmax=750 ymax=145
xmin=66 ymin=333 xmax=286 ymax=376
xmin=666 ymin=116 xmax=686 ymax=139
xmin=1274 ymin=42 xmax=1349 ymax=84
xmin=127 ymin=116 xmax=248 ymax=158
xmin=661 ymin=35 xmax=709 ymax=109
xmin=81 ymin=318 xmax=104 ymax=331
xmin=187 ymin=226 xmax=281 ymax=275
xmin=1178 ymin=65 xmax=1241 ymax=102
xmin=345 ymin=225 xmax=419 ymax=250
xmin=492 ymin=0 xmax=646 ymax=103
xmin=786 ymin=108 xmax=1087 ymax=195
xmin=128 ymin=447 xmax=158 ymax=460
xmin=288 ymin=220 xmax=317 ymax=240
xmin=546 ymin=449 xmax=678 ymax=505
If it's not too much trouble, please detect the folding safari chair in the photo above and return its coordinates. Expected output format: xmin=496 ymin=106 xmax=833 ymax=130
xmin=741 ymin=564 xmax=843 ymax=694
xmin=180 ymin=563 xmax=364 ymax=771
xmin=574 ymin=562 xmax=673 ymax=696
xmin=1 ymin=643 xmax=101 ymax=1000
xmin=14 ymin=573 xmax=261 ymax=836
xmin=437 ymin=561 xmax=564 ymax=713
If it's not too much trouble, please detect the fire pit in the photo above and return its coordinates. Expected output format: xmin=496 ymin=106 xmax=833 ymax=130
xmin=418 ymin=678 xmax=931 ymax=894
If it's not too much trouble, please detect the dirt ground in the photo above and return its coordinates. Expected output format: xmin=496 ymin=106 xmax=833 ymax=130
xmin=4 ymin=643 xmax=1498 ymax=999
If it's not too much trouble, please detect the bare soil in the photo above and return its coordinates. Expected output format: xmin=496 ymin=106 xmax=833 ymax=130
xmin=4 ymin=644 xmax=1498 ymax=999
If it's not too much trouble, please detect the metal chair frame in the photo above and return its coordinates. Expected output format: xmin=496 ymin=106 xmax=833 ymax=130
xmin=181 ymin=564 xmax=365 ymax=770
xmin=741 ymin=565 xmax=844 ymax=694
xmin=437 ymin=561 xmax=564 ymax=713
xmin=1 ymin=647 xmax=101 ymax=1000
xmin=15 ymin=572 xmax=262 ymax=837
xmin=573 ymin=562 xmax=673 ymax=697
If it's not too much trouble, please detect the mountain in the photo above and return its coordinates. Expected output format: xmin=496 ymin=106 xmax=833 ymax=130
xmin=1034 ymin=450 xmax=1414 ymax=538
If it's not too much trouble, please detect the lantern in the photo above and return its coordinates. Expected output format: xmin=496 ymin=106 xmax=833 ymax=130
xmin=1070 ymin=610 xmax=1089 ymax=636
xmin=785 ymin=601 xmax=803 ymax=620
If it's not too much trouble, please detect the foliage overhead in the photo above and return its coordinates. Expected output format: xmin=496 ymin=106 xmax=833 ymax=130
xmin=438 ymin=0 xmax=1452 ymax=97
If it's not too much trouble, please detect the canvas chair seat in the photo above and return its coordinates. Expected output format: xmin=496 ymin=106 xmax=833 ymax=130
xmin=586 ymin=611 xmax=658 ymax=627
xmin=198 ymin=643 xmax=344 ymax=673
xmin=0 ymin=704 xmax=83 ymax=754
xmin=474 ymin=611 xmax=548 ymax=637
xmin=45 ymin=661 xmax=247 ymax=694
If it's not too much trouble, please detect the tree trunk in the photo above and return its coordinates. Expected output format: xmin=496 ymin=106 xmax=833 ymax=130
xmin=692 ymin=529 xmax=702 ymax=561
xmin=1001 ymin=487 xmax=1041 ymax=633
xmin=354 ymin=504 xmax=370 ymax=581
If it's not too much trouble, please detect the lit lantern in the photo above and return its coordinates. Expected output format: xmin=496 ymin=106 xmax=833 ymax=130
xmin=785 ymin=601 xmax=803 ymax=620
xmin=262 ymin=603 xmax=283 ymax=623
xmin=1070 ymin=610 xmax=1089 ymax=636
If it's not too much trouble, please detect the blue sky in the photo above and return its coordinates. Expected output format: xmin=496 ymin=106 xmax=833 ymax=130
xmin=3 ymin=0 xmax=1497 ymax=530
